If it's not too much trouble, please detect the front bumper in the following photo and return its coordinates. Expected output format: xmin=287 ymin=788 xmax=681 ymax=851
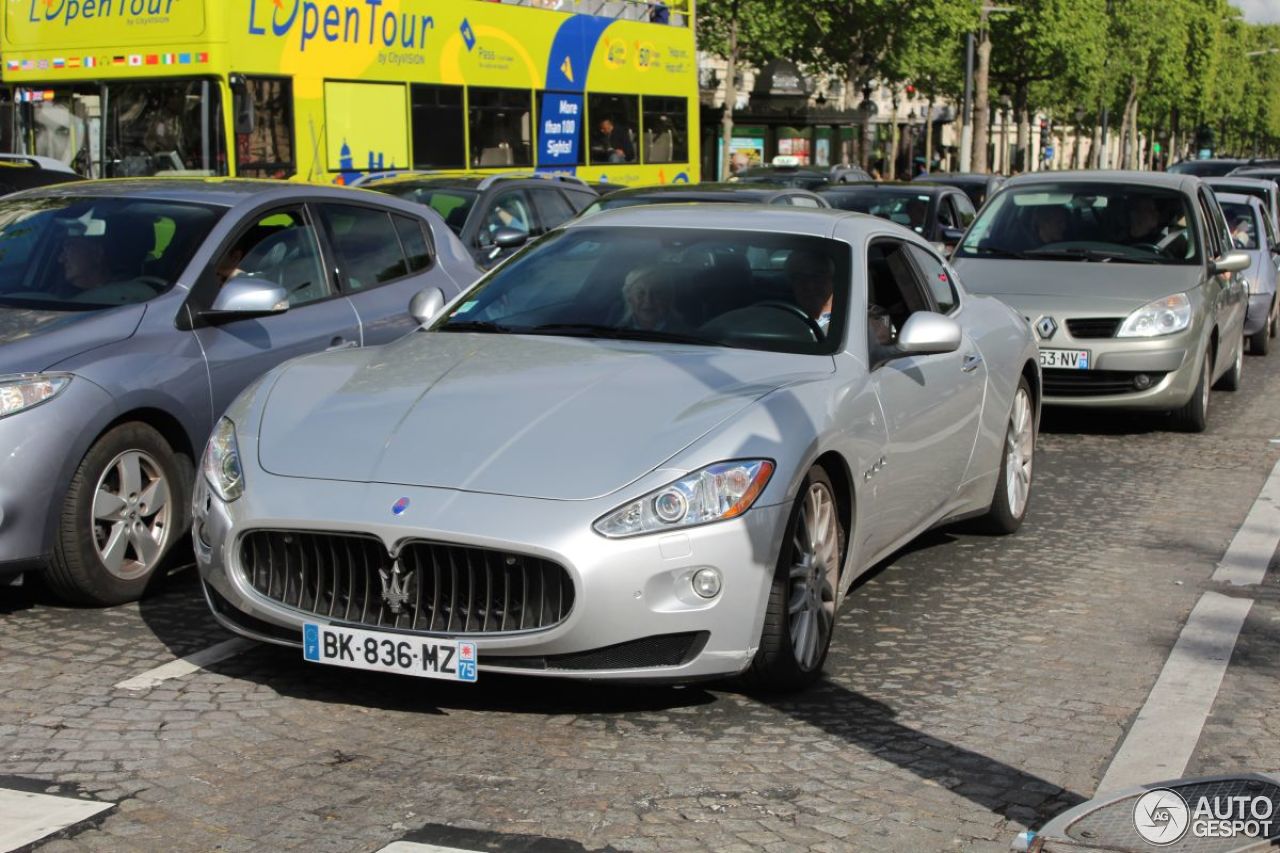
xmin=1040 ymin=330 xmax=1201 ymax=410
xmin=194 ymin=470 xmax=792 ymax=682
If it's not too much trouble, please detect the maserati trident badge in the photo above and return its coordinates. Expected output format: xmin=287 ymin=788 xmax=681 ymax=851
xmin=378 ymin=561 xmax=414 ymax=614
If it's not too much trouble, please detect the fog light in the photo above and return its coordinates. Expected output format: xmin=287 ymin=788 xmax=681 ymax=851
xmin=1133 ymin=373 xmax=1152 ymax=390
xmin=692 ymin=568 xmax=722 ymax=599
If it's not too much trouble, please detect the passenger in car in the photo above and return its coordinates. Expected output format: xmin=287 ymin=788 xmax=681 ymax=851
xmin=785 ymin=249 xmax=835 ymax=333
xmin=621 ymin=266 xmax=683 ymax=331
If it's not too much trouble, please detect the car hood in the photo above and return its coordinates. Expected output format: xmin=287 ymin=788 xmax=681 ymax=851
xmin=257 ymin=332 xmax=833 ymax=500
xmin=0 ymin=304 xmax=146 ymax=373
xmin=954 ymin=259 xmax=1204 ymax=310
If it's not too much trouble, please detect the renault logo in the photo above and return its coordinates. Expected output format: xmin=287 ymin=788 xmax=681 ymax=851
xmin=1036 ymin=316 xmax=1058 ymax=340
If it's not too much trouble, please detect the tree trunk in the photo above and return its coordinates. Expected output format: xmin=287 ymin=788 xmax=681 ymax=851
xmin=972 ymin=16 xmax=993 ymax=174
xmin=1015 ymin=85 xmax=1030 ymax=173
xmin=1088 ymin=121 xmax=1103 ymax=169
xmin=718 ymin=15 xmax=739 ymax=181
xmin=887 ymin=90 xmax=900 ymax=180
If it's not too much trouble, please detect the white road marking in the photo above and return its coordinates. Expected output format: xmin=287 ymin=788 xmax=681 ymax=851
xmin=377 ymin=843 xmax=479 ymax=853
xmin=1212 ymin=458 xmax=1280 ymax=586
xmin=115 ymin=637 xmax=256 ymax=691
xmin=0 ymin=788 xmax=113 ymax=851
xmin=1097 ymin=592 xmax=1252 ymax=794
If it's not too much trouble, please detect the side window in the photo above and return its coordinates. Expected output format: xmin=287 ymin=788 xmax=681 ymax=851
xmin=866 ymin=239 xmax=933 ymax=352
xmin=954 ymin=194 xmax=977 ymax=227
xmin=392 ymin=214 xmax=432 ymax=273
xmin=588 ymin=93 xmax=640 ymax=165
xmin=529 ymin=188 xmax=577 ymax=234
xmin=479 ymin=191 xmax=533 ymax=247
xmin=319 ymin=204 xmax=410 ymax=291
xmin=937 ymin=198 xmax=957 ymax=229
xmin=469 ymin=87 xmax=532 ymax=167
xmin=907 ymin=244 xmax=958 ymax=314
xmin=411 ymin=84 xmax=465 ymax=169
xmin=219 ymin=207 xmax=331 ymax=307
xmin=233 ymin=76 xmax=295 ymax=179
xmin=562 ymin=188 xmax=598 ymax=213
xmin=1197 ymin=192 xmax=1223 ymax=259
xmin=640 ymin=95 xmax=688 ymax=164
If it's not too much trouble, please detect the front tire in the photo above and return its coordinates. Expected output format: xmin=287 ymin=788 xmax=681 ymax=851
xmin=45 ymin=423 xmax=188 ymax=606
xmin=1252 ymin=301 xmax=1274 ymax=354
xmin=979 ymin=377 xmax=1035 ymax=534
xmin=1215 ymin=335 xmax=1243 ymax=391
xmin=746 ymin=466 xmax=845 ymax=692
xmin=1171 ymin=349 xmax=1212 ymax=433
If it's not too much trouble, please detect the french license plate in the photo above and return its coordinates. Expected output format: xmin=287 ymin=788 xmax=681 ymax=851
xmin=1039 ymin=348 xmax=1090 ymax=369
xmin=302 ymin=622 xmax=477 ymax=682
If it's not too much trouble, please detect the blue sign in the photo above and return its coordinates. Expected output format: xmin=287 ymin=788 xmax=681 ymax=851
xmin=538 ymin=93 xmax=583 ymax=167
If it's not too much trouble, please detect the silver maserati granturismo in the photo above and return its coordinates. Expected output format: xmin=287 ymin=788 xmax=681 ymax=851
xmin=194 ymin=206 xmax=1040 ymax=691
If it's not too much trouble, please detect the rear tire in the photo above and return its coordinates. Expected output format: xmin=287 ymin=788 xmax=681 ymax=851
xmin=1254 ymin=301 xmax=1275 ymax=354
xmin=44 ymin=423 xmax=189 ymax=606
xmin=1215 ymin=335 xmax=1243 ymax=391
xmin=745 ymin=465 xmax=845 ymax=692
xmin=978 ymin=378 xmax=1035 ymax=535
xmin=1171 ymin=349 xmax=1212 ymax=433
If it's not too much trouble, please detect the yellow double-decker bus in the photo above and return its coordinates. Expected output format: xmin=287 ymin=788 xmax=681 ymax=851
xmin=0 ymin=0 xmax=698 ymax=185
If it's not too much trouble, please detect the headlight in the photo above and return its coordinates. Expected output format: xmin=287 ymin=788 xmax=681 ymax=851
xmin=1117 ymin=292 xmax=1192 ymax=338
xmin=202 ymin=417 xmax=244 ymax=502
xmin=0 ymin=373 xmax=71 ymax=419
xmin=594 ymin=459 xmax=775 ymax=538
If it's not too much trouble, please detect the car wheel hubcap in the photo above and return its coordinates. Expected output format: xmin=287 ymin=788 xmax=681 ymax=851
xmin=1004 ymin=387 xmax=1034 ymax=518
xmin=92 ymin=450 xmax=170 ymax=581
xmin=787 ymin=483 xmax=839 ymax=671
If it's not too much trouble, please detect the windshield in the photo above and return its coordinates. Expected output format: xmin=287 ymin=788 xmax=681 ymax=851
xmin=1220 ymin=201 xmax=1260 ymax=250
xmin=12 ymin=80 xmax=226 ymax=178
xmin=955 ymin=183 xmax=1201 ymax=265
xmin=372 ymin=184 xmax=477 ymax=235
xmin=0 ymin=196 xmax=222 ymax=311
xmin=433 ymin=227 xmax=850 ymax=355
xmin=822 ymin=189 xmax=935 ymax=234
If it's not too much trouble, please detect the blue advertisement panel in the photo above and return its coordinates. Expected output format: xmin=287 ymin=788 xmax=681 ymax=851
xmin=539 ymin=92 xmax=583 ymax=169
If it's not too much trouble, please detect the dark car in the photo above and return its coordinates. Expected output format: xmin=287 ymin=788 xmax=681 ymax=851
xmin=580 ymin=183 xmax=830 ymax=216
xmin=735 ymin=165 xmax=838 ymax=190
xmin=361 ymin=173 xmax=599 ymax=268
xmin=1226 ymin=166 xmax=1280 ymax=185
xmin=1168 ymin=159 xmax=1248 ymax=177
xmin=0 ymin=158 xmax=85 ymax=196
xmin=912 ymin=172 xmax=1005 ymax=209
xmin=818 ymin=182 xmax=977 ymax=253
xmin=1206 ymin=176 xmax=1280 ymax=235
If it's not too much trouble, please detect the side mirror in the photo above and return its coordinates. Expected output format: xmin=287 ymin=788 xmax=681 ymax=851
xmin=409 ymin=287 xmax=446 ymax=326
xmin=493 ymin=228 xmax=528 ymax=249
xmin=941 ymin=226 xmax=965 ymax=244
xmin=1210 ymin=251 xmax=1251 ymax=274
xmin=200 ymin=276 xmax=288 ymax=322
xmin=894 ymin=311 xmax=963 ymax=357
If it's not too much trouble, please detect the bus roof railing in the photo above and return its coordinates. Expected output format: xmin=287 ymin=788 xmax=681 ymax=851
xmin=475 ymin=0 xmax=691 ymax=27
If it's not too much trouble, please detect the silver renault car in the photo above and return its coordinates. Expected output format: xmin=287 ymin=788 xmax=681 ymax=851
xmin=952 ymin=171 xmax=1249 ymax=432
xmin=195 ymin=206 xmax=1040 ymax=691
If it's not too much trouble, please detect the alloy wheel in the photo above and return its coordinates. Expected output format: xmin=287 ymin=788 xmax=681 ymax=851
xmin=787 ymin=483 xmax=839 ymax=671
xmin=1004 ymin=387 xmax=1034 ymax=519
xmin=91 ymin=450 xmax=171 ymax=581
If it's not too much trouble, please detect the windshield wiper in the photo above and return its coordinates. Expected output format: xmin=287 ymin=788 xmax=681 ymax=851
xmin=435 ymin=320 xmax=514 ymax=334
xmin=1025 ymin=247 xmax=1160 ymax=264
xmin=525 ymin=323 xmax=718 ymax=346
xmin=963 ymin=245 xmax=1026 ymax=259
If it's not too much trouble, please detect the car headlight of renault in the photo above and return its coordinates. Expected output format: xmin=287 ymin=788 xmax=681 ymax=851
xmin=202 ymin=417 xmax=245 ymax=502
xmin=1117 ymin=292 xmax=1193 ymax=338
xmin=594 ymin=460 xmax=775 ymax=538
xmin=0 ymin=373 xmax=71 ymax=419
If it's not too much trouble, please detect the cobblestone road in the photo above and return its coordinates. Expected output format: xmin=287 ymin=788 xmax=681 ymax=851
xmin=4 ymin=353 xmax=1280 ymax=852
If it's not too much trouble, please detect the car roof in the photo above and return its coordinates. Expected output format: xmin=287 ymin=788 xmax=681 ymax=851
xmin=1001 ymin=170 xmax=1197 ymax=192
xmin=605 ymin=183 xmax=801 ymax=200
xmin=1229 ymin=167 xmax=1280 ymax=177
xmin=565 ymin=203 xmax=866 ymax=235
xmin=1206 ymin=176 xmax=1276 ymax=190
xmin=1214 ymin=192 xmax=1259 ymax=205
xmin=916 ymin=173 xmax=998 ymax=185
xmin=2 ymin=177 xmax=431 ymax=209
xmin=820 ymin=181 xmax=949 ymax=195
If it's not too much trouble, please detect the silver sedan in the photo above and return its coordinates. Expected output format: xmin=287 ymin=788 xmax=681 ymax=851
xmin=194 ymin=206 xmax=1040 ymax=691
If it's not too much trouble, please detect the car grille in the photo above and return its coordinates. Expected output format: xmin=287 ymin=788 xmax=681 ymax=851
xmin=1043 ymin=369 xmax=1168 ymax=397
xmin=483 ymin=632 xmax=710 ymax=671
xmin=237 ymin=530 xmax=574 ymax=634
xmin=1065 ymin=318 xmax=1122 ymax=338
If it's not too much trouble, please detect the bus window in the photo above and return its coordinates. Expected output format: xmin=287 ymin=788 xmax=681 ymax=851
xmin=14 ymin=89 xmax=99 ymax=176
xmin=588 ymin=93 xmax=639 ymax=165
xmin=468 ymin=88 xmax=532 ymax=168
xmin=234 ymin=76 xmax=295 ymax=179
xmin=325 ymin=81 xmax=409 ymax=175
xmin=411 ymin=85 xmax=465 ymax=170
xmin=103 ymin=80 xmax=225 ymax=178
xmin=641 ymin=96 xmax=687 ymax=164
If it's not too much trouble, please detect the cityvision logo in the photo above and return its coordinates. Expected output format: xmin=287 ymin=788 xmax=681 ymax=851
xmin=27 ymin=0 xmax=177 ymax=27
xmin=247 ymin=0 xmax=435 ymax=53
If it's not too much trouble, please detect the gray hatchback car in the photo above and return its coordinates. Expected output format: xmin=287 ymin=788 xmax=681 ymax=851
xmin=952 ymin=171 xmax=1250 ymax=431
xmin=0 ymin=179 xmax=479 ymax=604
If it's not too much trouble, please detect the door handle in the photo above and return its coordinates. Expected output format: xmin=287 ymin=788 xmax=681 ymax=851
xmin=961 ymin=353 xmax=983 ymax=373
xmin=326 ymin=336 xmax=358 ymax=351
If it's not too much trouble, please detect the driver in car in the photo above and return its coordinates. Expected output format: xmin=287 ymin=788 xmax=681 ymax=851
xmin=58 ymin=231 xmax=110 ymax=294
xmin=1031 ymin=205 xmax=1069 ymax=245
xmin=1127 ymin=196 xmax=1164 ymax=244
xmin=785 ymin=249 xmax=836 ymax=334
